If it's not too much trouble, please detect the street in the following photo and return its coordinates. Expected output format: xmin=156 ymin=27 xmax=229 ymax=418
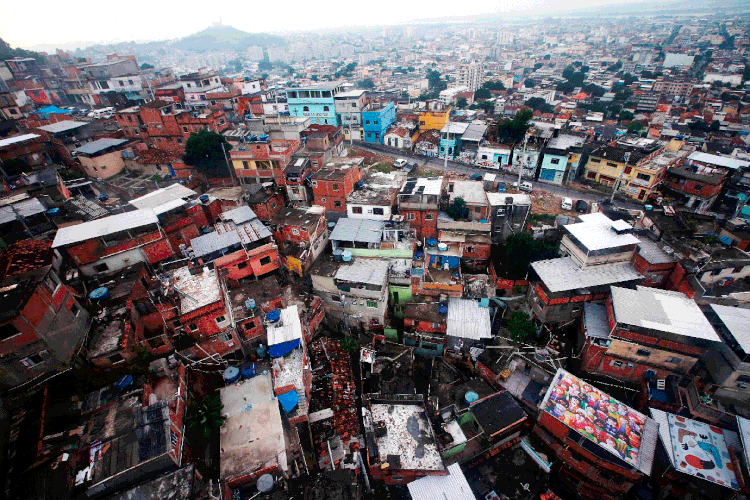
xmin=351 ymin=141 xmax=644 ymax=212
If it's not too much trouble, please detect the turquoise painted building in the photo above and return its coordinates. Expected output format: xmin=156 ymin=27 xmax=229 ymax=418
xmin=439 ymin=122 xmax=469 ymax=159
xmin=362 ymin=102 xmax=396 ymax=144
xmin=286 ymin=82 xmax=344 ymax=125
xmin=538 ymin=147 xmax=569 ymax=184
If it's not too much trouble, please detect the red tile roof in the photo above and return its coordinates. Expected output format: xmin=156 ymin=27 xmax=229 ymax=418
xmin=0 ymin=239 xmax=53 ymax=279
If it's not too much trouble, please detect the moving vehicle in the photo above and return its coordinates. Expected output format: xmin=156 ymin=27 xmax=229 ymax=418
xmin=576 ymin=200 xmax=589 ymax=213
xmin=561 ymin=197 xmax=573 ymax=211
xmin=393 ymin=158 xmax=408 ymax=169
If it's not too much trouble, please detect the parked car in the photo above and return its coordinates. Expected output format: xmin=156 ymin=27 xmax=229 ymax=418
xmin=497 ymin=182 xmax=507 ymax=192
xmin=403 ymin=162 xmax=418 ymax=174
xmin=561 ymin=197 xmax=573 ymax=211
xmin=393 ymin=158 xmax=408 ymax=169
xmin=512 ymin=181 xmax=533 ymax=192
xmin=469 ymin=173 xmax=483 ymax=181
xmin=576 ymin=200 xmax=589 ymax=213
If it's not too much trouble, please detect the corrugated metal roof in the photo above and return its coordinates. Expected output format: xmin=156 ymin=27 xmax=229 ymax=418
xmin=129 ymin=184 xmax=196 ymax=213
xmin=0 ymin=198 xmax=46 ymax=224
xmin=446 ymin=298 xmax=492 ymax=340
xmin=636 ymin=237 xmax=676 ymax=265
xmin=267 ymin=305 xmax=302 ymax=346
xmin=190 ymin=230 xmax=241 ymax=258
xmin=36 ymin=120 xmax=88 ymax=134
xmin=531 ymin=257 xmax=642 ymax=293
xmin=408 ymin=463 xmax=476 ymax=500
xmin=75 ymin=138 xmax=127 ymax=155
xmin=583 ymin=302 xmax=610 ymax=339
xmin=564 ymin=212 xmax=640 ymax=252
xmin=329 ymin=218 xmax=383 ymax=244
xmin=612 ymin=286 xmax=720 ymax=342
xmin=0 ymin=133 xmax=39 ymax=149
xmin=334 ymin=259 xmax=389 ymax=286
xmin=689 ymin=151 xmax=749 ymax=170
xmin=221 ymin=206 xmax=257 ymax=224
xmin=52 ymin=208 xmax=159 ymax=248
xmin=710 ymin=304 xmax=750 ymax=353
xmin=461 ymin=123 xmax=487 ymax=142
xmin=237 ymin=218 xmax=272 ymax=243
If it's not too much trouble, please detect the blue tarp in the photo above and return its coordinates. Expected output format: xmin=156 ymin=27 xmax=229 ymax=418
xmin=36 ymin=105 xmax=71 ymax=118
xmin=278 ymin=390 xmax=299 ymax=413
xmin=269 ymin=339 xmax=301 ymax=358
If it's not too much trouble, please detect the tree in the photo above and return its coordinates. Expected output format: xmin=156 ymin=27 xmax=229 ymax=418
xmin=508 ymin=311 xmax=536 ymax=342
xmin=339 ymin=337 xmax=359 ymax=354
xmin=543 ymin=54 xmax=551 ymax=60
xmin=428 ymin=70 xmax=447 ymax=92
xmin=627 ymin=121 xmax=644 ymax=133
xmin=187 ymin=394 xmax=226 ymax=438
xmin=621 ymin=73 xmax=638 ymax=85
xmin=474 ymin=87 xmax=491 ymax=100
xmin=456 ymin=97 xmax=468 ymax=108
xmin=258 ymin=59 xmax=273 ymax=71
xmin=619 ymin=110 xmax=634 ymax=121
xmin=446 ymin=197 xmax=469 ymax=220
xmin=496 ymin=109 xmax=533 ymax=145
xmin=534 ymin=62 xmax=543 ymax=70
xmin=183 ymin=129 xmax=233 ymax=179
xmin=358 ymin=78 xmax=375 ymax=89
xmin=710 ymin=120 xmax=721 ymax=132
xmin=524 ymin=78 xmax=536 ymax=88
xmin=503 ymin=232 xmax=558 ymax=279
xmin=140 ymin=63 xmax=154 ymax=70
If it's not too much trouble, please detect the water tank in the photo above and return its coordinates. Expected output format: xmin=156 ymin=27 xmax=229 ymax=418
xmin=223 ymin=366 xmax=240 ymax=384
xmin=89 ymin=287 xmax=110 ymax=300
xmin=328 ymin=222 xmax=336 ymax=230
xmin=333 ymin=248 xmax=344 ymax=261
xmin=342 ymin=250 xmax=352 ymax=262
xmin=257 ymin=474 xmax=274 ymax=493
xmin=720 ymin=235 xmax=733 ymax=246
xmin=354 ymin=181 xmax=365 ymax=189
xmin=426 ymin=238 xmax=438 ymax=248
xmin=199 ymin=194 xmax=210 ymax=204
xmin=115 ymin=375 xmax=133 ymax=390
xmin=465 ymin=391 xmax=479 ymax=404
xmin=266 ymin=310 xmax=281 ymax=323
xmin=438 ymin=305 xmax=448 ymax=315
xmin=98 ymin=193 xmax=109 ymax=202
xmin=240 ymin=362 xmax=257 ymax=379
xmin=245 ymin=299 xmax=256 ymax=310
xmin=414 ymin=251 xmax=424 ymax=259
xmin=478 ymin=219 xmax=487 ymax=224
xmin=256 ymin=343 xmax=268 ymax=358
xmin=47 ymin=208 xmax=60 ymax=216
xmin=437 ymin=242 xmax=448 ymax=252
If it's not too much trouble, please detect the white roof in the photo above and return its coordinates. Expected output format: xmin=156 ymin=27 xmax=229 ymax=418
xmin=335 ymin=89 xmax=366 ymax=98
xmin=408 ymin=463 xmax=477 ymax=500
xmin=400 ymin=177 xmax=443 ymax=196
xmin=0 ymin=133 xmax=40 ymax=148
xmin=52 ymin=209 xmax=159 ymax=248
xmin=441 ymin=122 xmax=469 ymax=134
xmin=334 ymin=259 xmax=389 ymax=286
xmin=531 ymin=257 xmax=642 ymax=293
xmin=448 ymin=181 xmax=487 ymax=205
xmin=688 ymin=151 xmax=749 ymax=171
xmin=221 ymin=206 xmax=257 ymax=225
xmin=0 ymin=197 xmax=46 ymax=224
xmin=267 ymin=305 xmax=302 ymax=346
xmin=737 ymin=416 xmax=750 ymax=474
xmin=564 ymin=212 xmax=640 ymax=252
xmin=709 ymin=304 xmax=750 ymax=352
xmin=129 ymin=184 xmax=196 ymax=213
xmin=612 ymin=286 xmax=720 ymax=342
xmin=36 ymin=120 xmax=88 ymax=134
xmin=486 ymin=192 xmax=531 ymax=206
xmin=446 ymin=298 xmax=492 ymax=340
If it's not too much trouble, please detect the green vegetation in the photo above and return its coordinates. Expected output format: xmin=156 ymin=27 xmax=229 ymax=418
xmin=140 ymin=63 xmax=154 ymax=70
xmin=339 ymin=337 xmax=359 ymax=354
xmin=508 ymin=311 xmax=536 ymax=342
xmin=495 ymin=109 xmax=533 ymax=145
xmin=183 ymin=129 xmax=233 ymax=179
xmin=428 ymin=70 xmax=447 ymax=92
xmin=503 ymin=232 xmax=558 ymax=279
xmin=524 ymin=78 xmax=536 ymax=88
xmin=619 ymin=110 xmax=634 ymax=121
xmin=0 ymin=37 xmax=44 ymax=64
xmin=456 ymin=97 xmax=468 ymax=108
xmin=446 ymin=197 xmax=469 ymax=220
xmin=187 ymin=394 xmax=226 ymax=438
xmin=525 ymin=97 xmax=553 ymax=114
xmin=358 ymin=78 xmax=375 ymax=89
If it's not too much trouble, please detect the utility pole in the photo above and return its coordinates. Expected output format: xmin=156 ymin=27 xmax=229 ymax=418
xmin=517 ymin=133 xmax=528 ymax=188
xmin=610 ymin=173 xmax=625 ymax=204
xmin=443 ymin=122 xmax=449 ymax=175
xmin=221 ymin=142 xmax=236 ymax=187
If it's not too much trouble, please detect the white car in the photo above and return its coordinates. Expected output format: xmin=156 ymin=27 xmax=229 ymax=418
xmin=393 ymin=158 xmax=408 ymax=169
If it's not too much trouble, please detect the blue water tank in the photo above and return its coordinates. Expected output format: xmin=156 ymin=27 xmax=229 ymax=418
xmin=245 ymin=299 xmax=256 ymax=309
xmin=98 ymin=193 xmax=109 ymax=201
xmin=199 ymin=194 xmax=210 ymax=203
xmin=354 ymin=181 xmax=364 ymax=189
xmin=223 ymin=366 xmax=240 ymax=384
xmin=89 ymin=287 xmax=109 ymax=300
xmin=438 ymin=305 xmax=448 ymax=315
xmin=333 ymin=249 xmax=344 ymax=261
xmin=328 ymin=222 xmax=336 ymax=230
xmin=478 ymin=219 xmax=487 ymax=224
xmin=240 ymin=362 xmax=257 ymax=379
xmin=342 ymin=250 xmax=352 ymax=262
xmin=47 ymin=208 xmax=60 ymax=216
xmin=720 ymin=235 xmax=733 ymax=246
xmin=266 ymin=310 xmax=281 ymax=323
xmin=115 ymin=375 xmax=133 ymax=390
xmin=426 ymin=238 xmax=438 ymax=247
xmin=256 ymin=343 xmax=268 ymax=358
xmin=465 ymin=391 xmax=479 ymax=404
xmin=414 ymin=251 xmax=424 ymax=259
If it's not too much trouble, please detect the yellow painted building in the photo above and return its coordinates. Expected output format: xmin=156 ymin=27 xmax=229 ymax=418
xmin=418 ymin=108 xmax=451 ymax=130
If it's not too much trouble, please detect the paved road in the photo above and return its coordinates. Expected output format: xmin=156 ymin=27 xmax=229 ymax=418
xmin=351 ymin=141 xmax=643 ymax=212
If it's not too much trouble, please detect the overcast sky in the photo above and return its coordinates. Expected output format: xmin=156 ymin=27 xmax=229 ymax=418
xmin=4 ymin=0 xmax=663 ymax=51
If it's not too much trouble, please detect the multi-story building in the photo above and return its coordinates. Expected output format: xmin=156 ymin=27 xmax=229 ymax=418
xmin=486 ymin=193 xmax=532 ymax=243
xmin=362 ymin=102 xmax=396 ymax=144
xmin=286 ymin=81 xmax=345 ymax=125
xmin=446 ymin=180 xmax=489 ymax=221
xmin=534 ymin=369 xmax=658 ymax=500
xmin=663 ymin=151 xmax=748 ymax=211
xmin=270 ymin=206 xmax=328 ymax=276
xmin=652 ymin=78 xmax=694 ymax=98
xmin=440 ymin=122 xmax=468 ymax=159
xmin=311 ymin=163 xmax=363 ymax=212
xmin=229 ymin=135 xmax=298 ymax=186
xmin=74 ymin=138 xmax=130 ymax=179
xmin=418 ymin=105 xmax=451 ymax=131
xmin=334 ymin=89 xmax=368 ymax=130
xmin=455 ymin=62 xmax=482 ymax=92
xmin=178 ymin=70 xmax=223 ymax=108
xmin=398 ymin=177 xmax=443 ymax=239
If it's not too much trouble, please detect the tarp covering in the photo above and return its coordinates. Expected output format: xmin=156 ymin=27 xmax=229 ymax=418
xmin=269 ymin=338 xmax=301 ymax=358
xmin=278 ymin=390 xmax=299 ymax=414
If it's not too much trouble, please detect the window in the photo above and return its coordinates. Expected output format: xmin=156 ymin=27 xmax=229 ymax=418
xmin=93 ymin=263 xmax=109 ymax=273
xmin=20 ymin=351 xmax=48 ymax=367
xmin=607 ymin=162 xmax=618 ymax=167
xmin=352 ymin=206 xmax=363 ymax=214
xmin=365 ymin=120 xmax=370 ymax=125
xmin=119 ymin=80 xmax=125 ymax=87
xmin=609 ymin=359 xmax=624 ymax=368
xmin=109 ymin=353 xmax=124 ymax=364
xmin=188 ymin=323 xmax=198 ymax=331
xmin=242 ymin=161 xmax=250 ymax=169
xmin=636 ymin=349 xmax=651 ymax=357
xmin=303 ymin=106 xmax=310 ymax=112
xmin=590 ymin=158 xmax=600 ymax=163
xmin=637 ymin=173 xmax=651 ymax=181
xmin=693 ymin=184 xmax=704 ymax=190
xmin=424 ymin=213 xmax=434 ymax=220
xmin=70 ymin=303 xmax=80 ymax=316
xmin=215 ymin=315 xmax=228 ymax=325
xmin=332 ymin=183 xmax=340 ymax=191
xmin=407 ymin=213 xmax=415 ymax=220
xmin=587 ymin=171 xmax=597 ymax=179
xmin=260 ymin=256 xmax=272 ymax=266
xmin=323 ymin=106 xmax=329 ymax=111
xmin=182 ymin=126 xmax=188 ymax=133
xmin=334 ymin=200 xmax=343 ymax=208
xmin=0 ymin=323 xmax=20 ymax=341
xmin=351 ymin=103 xmax=357 ymax=108
xmin=550 ymin=158 xmax=560 ymax=165
xmin=367 ymin=301 xmax=378 ymax=308
xmin=373 ymin=207 xmax=384 ymax=215
xmin=177 ymin=138 xmax=183 ymax=144
xmin=734 ymin=266 xmax=745 ymax=274
xmin=128 ymin=79 xmax=134 ymax=85
xmin=666 ymin=356 xmax=682 ymax=364
xmin=711 ymin=269 xmax=722 ymax=276
xmin=466 ymin=245 xmax=474 ymax=253
xmin=172 ymin=319 xmax=182 ymax=329
xmin=321 ymin=198 xmax=326 ymax=203
xmin=624 ymin=166 xmax=632 ymax=174
xmin=237 ymin=262 xmax=247 ymax=269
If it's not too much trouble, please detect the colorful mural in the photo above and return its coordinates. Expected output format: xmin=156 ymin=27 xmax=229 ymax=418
xmin=667 ymin=414 xmax=739 ymax=490
xmin=542 ymin=370 xmax=647 ymax=468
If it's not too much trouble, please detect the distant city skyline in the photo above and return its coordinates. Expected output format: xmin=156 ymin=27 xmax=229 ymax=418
xmin=5 ymin=0 xmax=677 ymax=52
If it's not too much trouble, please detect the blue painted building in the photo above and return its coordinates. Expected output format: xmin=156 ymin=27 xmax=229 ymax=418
xmin=439 ymin=122 xmax=469 ymax=159
xmin=286 ymin=81 xmax=344 ymax=125
xmin=362 ymin=102 xmax=396 ymax=144
xmin=538 ymin=148 xmax=570 ymax=184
